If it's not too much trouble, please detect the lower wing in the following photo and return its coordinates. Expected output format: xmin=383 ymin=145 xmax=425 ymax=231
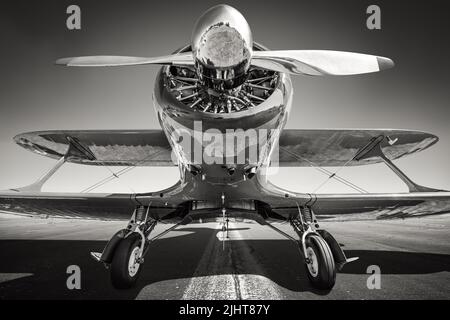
xmin=0 ymin=181 xmax=189 ymax=221
xmin=258 ymin=179 xmax=450 ymax=221
xmin=1 ymin=184 xmax=449 ymax=222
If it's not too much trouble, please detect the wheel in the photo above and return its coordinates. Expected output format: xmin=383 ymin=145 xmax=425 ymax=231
xmin=110 ymin=233 xmax=143 ymax=289
xmin=304 ymin=234 xmax=336 ymax=290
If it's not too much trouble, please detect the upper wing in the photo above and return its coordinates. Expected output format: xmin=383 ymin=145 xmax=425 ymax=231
xmin=277 ymin=129 xmax=438 ymax=167
xmin=14 ymin=129 xmax=437 ymax=168
xmin=14 ymin=130 xmax=175 ymax=166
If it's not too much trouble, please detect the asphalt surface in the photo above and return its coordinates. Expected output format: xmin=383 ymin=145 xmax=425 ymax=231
xmin=0 ymin=212 xmax=449 ymax=299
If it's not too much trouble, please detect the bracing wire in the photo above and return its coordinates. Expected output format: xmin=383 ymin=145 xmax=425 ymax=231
xmin=80 ymin=149 xmax=168 ymax=193
xmin=279 ymin=146 xmax=368 ymax=194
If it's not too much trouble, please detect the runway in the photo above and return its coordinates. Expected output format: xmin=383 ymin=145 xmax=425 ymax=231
xmin=0 ymin=212 xmax=449 ymax=299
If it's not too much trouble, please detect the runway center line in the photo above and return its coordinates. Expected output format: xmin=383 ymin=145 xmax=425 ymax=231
xmin=181 ymin=222 xmax=283 ymax=300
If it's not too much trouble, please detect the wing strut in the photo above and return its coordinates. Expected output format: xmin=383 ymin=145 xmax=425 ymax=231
xmin=10 ymin=155 xmax=66 ymax=192
xmin=9 ymin=135 xmax=128 ymax=193
xmin=9 ymin=135 xmax=95 ymax=192
xmin=354 ymin=136 xmax=441 ymax=192
xmin=307 ymin=135 xmax=441 ymax=193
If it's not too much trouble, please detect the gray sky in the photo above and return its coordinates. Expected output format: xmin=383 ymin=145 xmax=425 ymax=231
xmin=0 ymin=0 xmax=449 ymax=194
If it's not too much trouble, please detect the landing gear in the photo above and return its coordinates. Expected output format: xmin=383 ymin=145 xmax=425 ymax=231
xmin=304 ymin=234 xmax=336 ymax=289
xmin=220 ymin=207 xmax=229 ymax=250
xmin=291 ymin=207 xmax=342 ymax=290
xmin=110 ymin=233 xmax=143 ymax=289
xmin=91 ymin=205 xmax=182 ymax=289
xmin=221 ymin=209 xmax=229 ymax=239
xmin=266 ymin=205 xmax=355 ymax=290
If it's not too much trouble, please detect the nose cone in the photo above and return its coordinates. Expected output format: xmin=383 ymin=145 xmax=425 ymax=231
xmin=192 ymin=4 xmax=253 ymax=85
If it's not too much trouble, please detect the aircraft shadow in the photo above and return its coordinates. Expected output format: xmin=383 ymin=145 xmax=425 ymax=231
xmin=0 ymin=226 xmax=449 ymax=299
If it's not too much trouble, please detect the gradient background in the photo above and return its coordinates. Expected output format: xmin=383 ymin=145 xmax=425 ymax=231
xmin=0 ymin=0 xmax=449 ymax=194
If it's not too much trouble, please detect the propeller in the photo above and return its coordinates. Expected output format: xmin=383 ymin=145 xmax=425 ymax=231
xmin=55 ymin=52 xmax=194 ymax=67
xmin=251 ymin=50 xmax=394 ymax=76
xmin=56 ymin=50 xmax=394 ymax=77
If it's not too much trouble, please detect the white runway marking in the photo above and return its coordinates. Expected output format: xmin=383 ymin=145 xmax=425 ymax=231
xmin=182 ymin=275 xmax=240 ymax=300
xmin=181 ymin=222 xmax=283 ymax=300
xmin=236 ymin=274 xmax=283 ymax=300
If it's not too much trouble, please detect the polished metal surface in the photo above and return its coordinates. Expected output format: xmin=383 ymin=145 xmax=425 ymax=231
xmin=252 ymin=50 xmax=394 ymax=76
xmin=153 ymin=43 xmax=292 ymax=182
xmin=166 ymin=65 xmax=278 ymax=114
xmin=55 ymin=52 xmax=194 ymax=67
xmin=191 ymin=4 xmax=253 ymax=89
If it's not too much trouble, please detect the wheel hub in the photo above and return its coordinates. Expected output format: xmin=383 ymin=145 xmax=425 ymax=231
xmin=128 ymin=247 xmax=141 ymax=277
xmin=306 ymin=247 xmax=319 ymax=277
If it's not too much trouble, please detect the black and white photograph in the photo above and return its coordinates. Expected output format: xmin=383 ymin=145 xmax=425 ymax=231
xmin=0 ymin=0 xmax=449 ymax=307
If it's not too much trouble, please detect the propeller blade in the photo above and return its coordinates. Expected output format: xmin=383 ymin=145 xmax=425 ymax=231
xmin=55 ymin=52 xmax=194 ymax=67
xmin=251 ymin=50 xmax=394 ymax=76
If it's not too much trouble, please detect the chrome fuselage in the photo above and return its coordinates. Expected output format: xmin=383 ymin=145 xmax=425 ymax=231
xmin=153 ymin=45 xmax=293 ymax=207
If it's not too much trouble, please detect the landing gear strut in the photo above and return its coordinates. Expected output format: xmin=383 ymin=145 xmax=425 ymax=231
xmin=91 ymin=206 xmax=181 ymax=289
xmin=291 ymin=207 xmax=336 ymax=289
xmin=267 ymin=206 xmax=357 ymax=290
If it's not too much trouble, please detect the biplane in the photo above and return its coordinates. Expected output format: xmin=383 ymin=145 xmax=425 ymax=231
xmin=1 ymin=5 xmax=449 ymax=290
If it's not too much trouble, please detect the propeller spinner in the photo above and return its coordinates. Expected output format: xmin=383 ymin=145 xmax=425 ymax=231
xmin=191 ymin=4 xmax=253 ymax=89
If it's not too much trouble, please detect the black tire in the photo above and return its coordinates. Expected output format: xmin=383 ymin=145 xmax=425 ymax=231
xmin=304 ymin=234 xmax=336 ymax=290
xmin=110 ymin=233 xmax=142 ymax=289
